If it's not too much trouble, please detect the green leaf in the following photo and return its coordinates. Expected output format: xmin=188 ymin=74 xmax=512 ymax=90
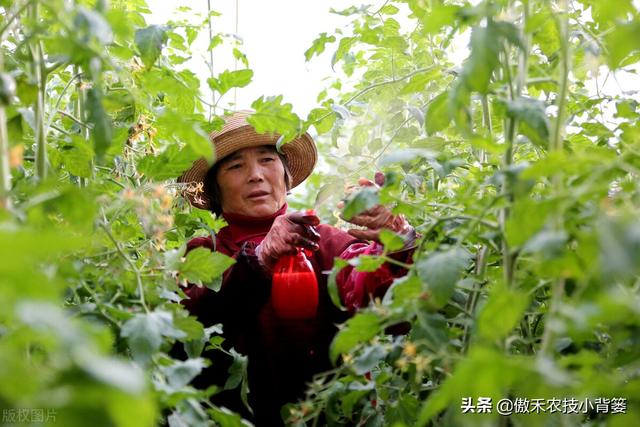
xmin=341 ymin=390 xmax=370 ymax=418
xmin=86 ymin=87 xmax=112 ymax=161
xmin=180 ymin=247 xmax=236 ymax=286
xmin=80 ymin=354 xmax=146 ymax=393
xmin=399 ymin=71 xmax=435 ymax=95
xmin=224 ymin=348 xmax=251 ymax=411
xmin=531 ymin=14 xmax=560 ymax=58
xmin=605 ymin=22 xmax=640 ymax=69
xmin=61 ymin=137 xmax=94 ymax=178
xmin=305 ymin=32 xmax=336 ymax=61
xmin=163 ymin=358 xmax=207 ymax=389
xmin=207 ymin=69 xmax=253 ymax=97
xmin=207 ymin=34 xmax=223 ymax=51
xmin=74 ymin=7 xmax=113 ymax=44
xmin=584 ymin=0 xmax=636 ymax=26
xmin=330 ymin=312 xmax=381 ymax=363
xmin=477 ymin=284 xmax=530 ymax=341
xmin=155 ymin=109 xmax=213 ymax=159
xmin=420 ymin=5 xmax=460 ymax=35
xmin=224 ymin=349 xmax=248 ymax=390
xmin=135 ymin=25 xmax=168 ymax=68
xmin=522 ymin=229 xmax=568 ymax=259
xmin=416 ymin=248 xmax=471 ymax=308
xmin=121 ymin=311 xmax=186 ymax=363
xmin=380 ymin=5 xmax=399 ymax=15
xmin=460 ymin=24 xmax=501 ymax=93
xmin=493 ymin=21 xmax=525 ymax=51
xmin=598 ymin=214 xmax=640 ymax=280
xmin=327 ymin=258 xmax=349 ymax=311
xmin=412 ymin=312 xmax=449 ymax=350
xmin=137 ymin=144 xmax=199 ymax=181
xmin=350 ymin=255 xmax=385 ymax=272
xmin=352 ymin=344 xmax=386 ymax=374
xmin=173 ymin=315 xmax=205 ymax=341
xmin=307 ymin=107 xmax=335 ymax=135
xmin=506 ymin=96 xmax=550 ymax=146
xmin=341 ymin=186 xmax=379 ymax=221
xmin=207 ymin=406 xmax=249 ymax=427
xmin=379 ymin=229 xmax=405 ymax=252
xmin=378 ymin=148 xmax=436 ymax=167
xmin=418 ymin=347 xmax=517 ymax=424
xmin=248 ymin=95 xmax=301 ymax=144
xmin=332 ymin=37 xmax=356 ymax=68
xmin=425 ymin=92 xmax=451 ymax=135
xmin=505 ymin=199 xmax=552 ymax=247
xmin=385 ymin=274 xmax=422 ymax=309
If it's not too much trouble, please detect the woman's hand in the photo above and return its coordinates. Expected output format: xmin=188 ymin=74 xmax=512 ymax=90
xmin=339 ymin=173 xmax=414 ymax=244
xmin=256 ymin=211 xmax=321 ymax=272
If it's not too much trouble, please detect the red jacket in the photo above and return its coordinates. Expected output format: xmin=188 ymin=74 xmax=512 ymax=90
xmin=181 ymin=205 xmax=407 ymax=425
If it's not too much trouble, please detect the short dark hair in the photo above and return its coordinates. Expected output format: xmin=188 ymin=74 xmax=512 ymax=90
xmin=203 ymin=146 xmax=292 ymax=215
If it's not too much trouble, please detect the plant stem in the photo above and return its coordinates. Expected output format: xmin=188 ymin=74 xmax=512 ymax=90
xmin=0 ymin=0 xmax=35 ymax=39
xmin=206 ymin=0 xmax=216 ymax=120
xmin=100 ymin=221 xmax=150 ymax=313
xmin=74 ymin=66 xmax=93 ymax=184
xmin=540 ymin=0 xmax=570 ymax=357
xmin=29 ymin=3 xmax=47 ymax=181
xmin=0 ymin=54 xmax=10 ymax=210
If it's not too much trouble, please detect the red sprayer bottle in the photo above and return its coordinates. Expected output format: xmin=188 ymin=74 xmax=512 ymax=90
xmin=271 ymin=210 xmax=319 ymax=319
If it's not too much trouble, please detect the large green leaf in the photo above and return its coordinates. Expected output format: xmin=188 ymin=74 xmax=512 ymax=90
xmin=121 ymin=311 xmax=186 ymax=364
xmin=461 ymin=24 xmax=501 ymax=94
xmin=248 ymin=95 xmax=302 ymax=144
xmin=86 ymin=87 xmax=112 ymax=161
xmin=137 ymin=144 xmax=199 ymax=181
xmin=605 ymin=22 xmax=640 ymax=69
xmin=341 ymin=186 xmax=379 ymax=221
xmin=207 ymin=69 xmax=253 ymax=97
xmin=425 ymin=92 xmax=451 ymax=135
xmin=307 ymin=107 xmax=336 ymax=135
xmin=416 ymin=248 xmax=471 ymax=308
xmin=163 ymin=358 xmax=207 ymax=389
xmin=180 ymin=247 xmax=236 ymax=286
xmin=330 ymin=312 xmax=381 ymax=363
xmin=506 ymin=96 xmax=550 ymax=147
xmin=305 ymin=32 xmax=336 ymax=61
xmin=420 ymin=4 xmax=460 ymax=35
xmin=477 ymin=284 xmax=530 ymax=341
xmin=135 ymin=25 xmax=168 ymax=68
xmin=61 ymin=136 xmax=94 ymax=178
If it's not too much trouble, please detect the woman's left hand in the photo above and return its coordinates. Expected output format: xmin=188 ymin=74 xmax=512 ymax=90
xmin=339 ymin=173 xmax=414 ymax=243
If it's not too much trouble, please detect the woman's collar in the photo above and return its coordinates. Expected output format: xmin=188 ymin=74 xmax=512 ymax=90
xmin=219 ymin=203 xmax=288 ymax=244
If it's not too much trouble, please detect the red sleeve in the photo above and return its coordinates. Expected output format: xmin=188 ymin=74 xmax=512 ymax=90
xmin=336 ymin=242 xmax=414 ymax=313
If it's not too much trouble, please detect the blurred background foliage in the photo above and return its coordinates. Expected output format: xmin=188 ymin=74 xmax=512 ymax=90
xmin=0 ymin=0 xmax=639 ymax=426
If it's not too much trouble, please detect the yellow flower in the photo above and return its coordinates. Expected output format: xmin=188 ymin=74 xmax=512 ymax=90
xmin=395 ymin=357 xmax=408 ymax=370
xmin=414 ymin=355 xmax=431 ymax=372
xmin=154 ymin=185 xmax=166 ymax=198
xmin=160 ymin=195 xmax=173 ymax=210
xmin=9 ymin=145 xmax=24 ymax=168
xmin=402 ymin=341 xmax=417 ymax=358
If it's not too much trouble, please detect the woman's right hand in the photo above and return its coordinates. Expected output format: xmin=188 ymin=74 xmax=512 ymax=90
xmin=256 ymin=211 xmax=321 ymax=273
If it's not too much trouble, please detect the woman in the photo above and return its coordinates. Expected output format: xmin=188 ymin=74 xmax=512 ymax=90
xmin=177 ymin=110 xmax=416 ymax=426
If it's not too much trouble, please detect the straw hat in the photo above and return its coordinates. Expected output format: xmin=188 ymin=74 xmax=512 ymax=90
xmin=178 ymin=110 xmax=317 ymax=210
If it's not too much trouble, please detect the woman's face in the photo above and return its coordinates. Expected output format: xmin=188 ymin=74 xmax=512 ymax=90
xmin=215 ymin=146 xmax=287 ymax=217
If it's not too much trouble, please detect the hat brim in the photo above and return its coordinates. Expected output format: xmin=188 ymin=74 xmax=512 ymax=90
xmin=177 ymin=111 xmax=317 ymax=210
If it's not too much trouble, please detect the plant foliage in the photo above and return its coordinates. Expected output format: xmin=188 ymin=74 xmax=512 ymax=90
xmin=1 ymin=0 xmax=639 ymax=426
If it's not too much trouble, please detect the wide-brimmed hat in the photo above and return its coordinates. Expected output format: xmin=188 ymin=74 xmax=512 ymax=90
xmin=178 ymin=110 xmax=317 ymax=210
